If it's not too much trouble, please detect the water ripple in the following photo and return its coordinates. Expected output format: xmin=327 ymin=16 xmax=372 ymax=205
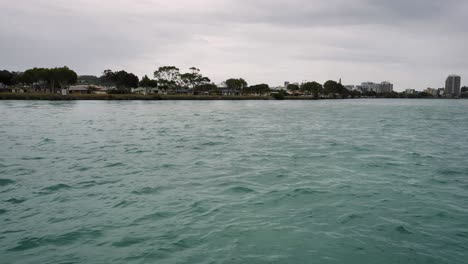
xmin=1 ymin=100 xmax=468 ymax=264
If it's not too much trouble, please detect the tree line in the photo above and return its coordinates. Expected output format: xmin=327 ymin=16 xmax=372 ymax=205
xmin=284 ymin=80 xmax=353 ymax=99
xmin=0 ymin=66 xmax=377 ymax=97
xmin=0 ymin=66 xmax=274 ymax=95
xmin=4 ymin=66 xmax=465 ymax=98
xmin=0 ymin=67 xmax=77 ymax=93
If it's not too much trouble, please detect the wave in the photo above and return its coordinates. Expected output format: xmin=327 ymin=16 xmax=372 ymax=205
xmin=338 ymin=213 xmax=364 ymax=224
xmin=134 ymin=212 xmax=175 ymax=223
xmin=201 ymin=141 xmax=225 ymax=146
xmin=5 ymin=198 xmax=27 ymax=204
xmin=103 ymin=162 xmax=125 ymax=168
xmin=76 ymin=180 xmax=120 ymax=188
xmin=8 ymin=229 xmax=103 ymax=251
xmin=228 ymin=186 xmax=256 ymax=193
xmin=20 ymin=156 xmax=46 ymax=161
xmin=132 ymin=186 xmax=165 ymax=195
xmin=39 ymin=184 xmax=72 ymax=194
xmin=395 ymin=226 xmax=413 ymax=234
xmin=113 ymin=200 xmax=136 ymax=208
xmin=0 ymin=178 xmax=15 ymax=186
xmin=112 ymin=237 xmax=147 ymax=248
xmin=292 ymin=187 xmax=327 ymax=196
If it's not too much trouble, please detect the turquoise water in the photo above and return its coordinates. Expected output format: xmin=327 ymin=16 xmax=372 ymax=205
xmin=1 ymin=99 xmax=468 ymax=264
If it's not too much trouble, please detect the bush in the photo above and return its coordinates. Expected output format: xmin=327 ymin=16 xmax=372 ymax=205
xmin=272 ymin=92 xmax=285 ymax=100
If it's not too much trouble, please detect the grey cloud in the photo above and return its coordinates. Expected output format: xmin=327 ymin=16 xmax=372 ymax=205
xmin=208 ymin=0 xmax=465 ymax=28
xmin=0 ymin=0 xmax=467 ymax=90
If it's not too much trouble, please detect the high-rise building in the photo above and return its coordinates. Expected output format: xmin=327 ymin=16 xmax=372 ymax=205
xmin=445 ymin=75 xmax=461 ymax=97
xmin=379 ymin=81 xmax=394 ymax=93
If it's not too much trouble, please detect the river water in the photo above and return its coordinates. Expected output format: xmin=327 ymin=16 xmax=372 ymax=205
xmin=1 ymin=99 xmax=467 ymax=263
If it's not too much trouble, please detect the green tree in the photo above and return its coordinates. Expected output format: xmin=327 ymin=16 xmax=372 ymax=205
xmin=154 ymin=66 xmax=181 ymax=91
xmin=180 ymin=67 xmax=211 ymax=93
xmin=287 ymin=84 xmax=300 ymax=95
xmin=324 ymin=80 xmax=348 ymax=98
xmin=54 ymin=66 xmax=78 ymax=91
xmin=100 ymin=69 xmax=115 ymax=86
xmin=419 ymin=92 xmax=433 ymax=98
xmin=272 ymin=89 xmax=287 ymax=100
xmin=194 ymin=83 xmax=218 ymax=94
xmin=78 ymin=75 xmax=100 ymax=85
xmin=301 ymin=82 xmax=322 ymax=98
xmin=349 ymin=90 xmax=361 ymax=98
xmin=139 ymin=75 xmax=158 ymax=94
xmin=323 ymin=80 xmax=337 ymax=95
xmin=100 ymin=70 xmax=139 ymax=93
xmin=15 ymin=67 xmax=77 ymax=92
xmin=0 ymin=70 xmax=14 ymax=85
xmin=116 ymin=71 xmax=138 ymax=88
xmin=139 ymin=75 xmax=158 ymax=88
xmin=225 ymin=78 xmax=248 ymax=93
xmin=21 ymin=68 xmax=48 ymax=89
xmin=245 ymin=84 xmax=270 ymax=95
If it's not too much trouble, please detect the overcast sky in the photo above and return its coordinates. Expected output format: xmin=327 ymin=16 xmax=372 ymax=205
xmin=1 ymin=0 xmax=467 ymax=90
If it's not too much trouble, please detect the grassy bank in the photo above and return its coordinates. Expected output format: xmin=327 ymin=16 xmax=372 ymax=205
xmin=0 ymin=93 xmax=277 ymax=100
xmin=2 ymin=93 xmax=457 ymax=101
xmin=0 ymin=93 xmax=330 ymax=101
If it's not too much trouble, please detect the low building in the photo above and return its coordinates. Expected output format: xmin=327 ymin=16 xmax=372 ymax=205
xmin=132 ymin=87 xmax=161 ymax=95
xmin=11 ymin=87 xmax=25 ymax=93
xmin=270 ymin=86 xmax=284 ymax=91
xmin=68 ymin=85 xmax=91 ymax=94
xmin=65 ymin=85 xmax=113 ymax=95
xmin=287 ymin=90 xmax=304 ymax=96
xmin=132 ymin=87 xmax=146 ymax=95
xmin=0 ymin=86 xmax=26 ymax=93
xmin=438 ymin=88 xmax=445 ymax=97
xmin=218 ymin=87 xmax=241 ymax=96
xmin=424 ymin=88 xmax=438 ymax=97
xmin=93 ymin=86 xmax=113 ymax=94
xmin=29 ymin=83 xmax=54 ymax=93
xmin=0 ymin=86 xmax=9 ymax=93
xmin=344 ymin=85 xmax=355 ymax=91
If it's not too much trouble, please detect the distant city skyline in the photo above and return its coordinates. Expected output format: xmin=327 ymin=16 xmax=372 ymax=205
xmin=1 ymin=0 xmax=467 ymax=91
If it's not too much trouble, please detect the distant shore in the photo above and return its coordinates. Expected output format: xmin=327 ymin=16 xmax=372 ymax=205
xmin=0 ymin=93 xmax=274 ymax=100
xmin=0 ymin=93 xmax=464 ymax=101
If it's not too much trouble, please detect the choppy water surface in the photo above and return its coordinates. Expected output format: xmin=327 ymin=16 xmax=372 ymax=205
xmin=1 ymin=99 xmax=468 ymax=264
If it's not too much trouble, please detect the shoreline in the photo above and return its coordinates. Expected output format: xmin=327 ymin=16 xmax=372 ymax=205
xmin=0 ymin=93 xmax=464 ymax=101
xmin=0 ymin=93 xmax=272 ymax=101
